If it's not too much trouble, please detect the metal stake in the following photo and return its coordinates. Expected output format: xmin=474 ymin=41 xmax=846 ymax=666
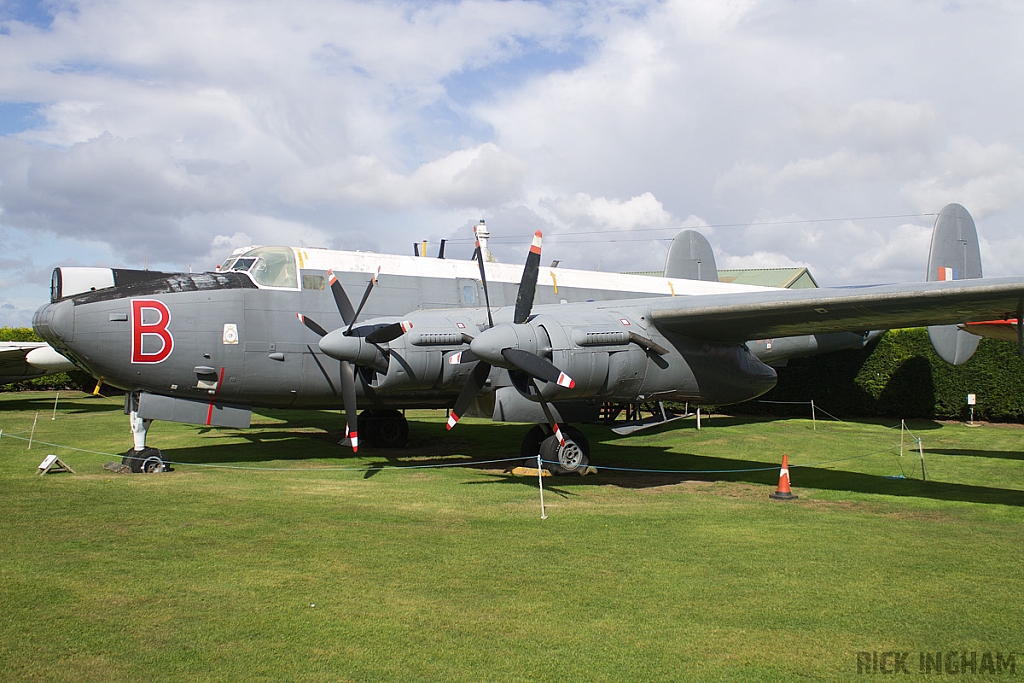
xmin=28 ymin=412 xmax=38 ymax=450
xmin=537 ymin=453 xmax=547 ymax=520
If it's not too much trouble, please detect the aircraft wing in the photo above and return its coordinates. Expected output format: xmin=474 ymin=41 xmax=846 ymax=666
xmin=0 ymin=342 xmax=78 ymax=384
xmin=649 ymin=277 xmax=1024 ymax=343
xmin=0 ymin=342 xmax=48 ymax=384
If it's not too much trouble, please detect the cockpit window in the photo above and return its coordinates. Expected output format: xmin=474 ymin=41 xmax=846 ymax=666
xmin=230 ymin=247 xmax=298 ymax=289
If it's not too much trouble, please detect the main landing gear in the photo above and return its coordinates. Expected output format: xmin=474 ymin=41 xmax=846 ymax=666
xmin=520 ymin=424 xmax=591 ymax=475
xmin=356 ymin=409 xmax=410 ymax=449
xmin=122 ymin=393 xmax=170 ymax=473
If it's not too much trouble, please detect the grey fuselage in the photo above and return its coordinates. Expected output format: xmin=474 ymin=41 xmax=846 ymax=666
xmin=32 ymin=246 xmax=874 ymax=420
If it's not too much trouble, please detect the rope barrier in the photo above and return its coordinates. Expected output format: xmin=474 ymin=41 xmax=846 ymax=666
xmin=0 ymin=429 xmax=905 ymax=476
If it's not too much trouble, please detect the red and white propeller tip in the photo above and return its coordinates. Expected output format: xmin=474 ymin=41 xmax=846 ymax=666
xmin=529 ymin=230 xmax=542 ymax=255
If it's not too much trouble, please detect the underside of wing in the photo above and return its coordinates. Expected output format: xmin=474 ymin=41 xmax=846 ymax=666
xmin=0 ymin=342 xmax=47 ymax=383
xmin=649 ymin=278 xmax=1024 ymax=342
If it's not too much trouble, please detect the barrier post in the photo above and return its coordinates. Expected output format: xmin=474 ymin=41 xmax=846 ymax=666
xmin=28 ymin=412 xmax=39 ymax=450
xmin=52 ymin=392 xmax=60 ymax=420
xmin=537 ymin=454 xmax=547 ymax=520
xmin=811 ymin=399 xmax=816 ymax=431
xmin=917 ymin=438 xmax=927 ymax=482
xmin=900 ymin=419 xmax=904 ymax=458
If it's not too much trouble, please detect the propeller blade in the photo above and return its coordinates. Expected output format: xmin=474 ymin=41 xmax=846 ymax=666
xmin=297 ymin=313 xmax=329 ymax=338
xmin=513 ymin=231 xmax=543 ymax=325
xmin=530 ymin=378 xmax=566 ymax=447
xmin=501 ymin=348 xmax=575 ymax=388
xmin=347 ymin=267 xmax=381 ymax=334
xmin=447 ymin=349 xmax=478 ymax=365
xmin=328 ymin=270 xmax=357 ymax=325
xmin=365 ymin=320 xmax=413 ymax=345
xmin=473 ymin=243 xmax=494 ymax=329
xmin=340 ymin=360 xmax=359 ymax=453
xmin=447 ymin=361 xmax=491 ymax=430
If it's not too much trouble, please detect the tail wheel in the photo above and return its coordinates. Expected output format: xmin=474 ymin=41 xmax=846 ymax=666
xmin=539 ymin=426 xmax=590 ymax=475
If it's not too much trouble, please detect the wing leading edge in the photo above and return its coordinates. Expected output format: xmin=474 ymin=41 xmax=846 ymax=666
xmin=648 ymin=277 xmax=1024 ymax=343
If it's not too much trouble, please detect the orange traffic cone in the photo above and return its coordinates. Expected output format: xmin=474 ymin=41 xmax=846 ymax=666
xmin=769 ymin=453 xmax=797 ymax=500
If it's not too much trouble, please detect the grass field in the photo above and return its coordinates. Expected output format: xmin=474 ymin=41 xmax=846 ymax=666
xmin=1 ymin=391 xmax=1022 ymax=682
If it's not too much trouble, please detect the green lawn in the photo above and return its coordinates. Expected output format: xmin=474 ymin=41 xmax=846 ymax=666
xmin=1 ymin=391 xmax=1022 ymax=682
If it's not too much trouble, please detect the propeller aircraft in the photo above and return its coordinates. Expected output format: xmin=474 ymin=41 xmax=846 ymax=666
xmin=31 ymin=205 xmax=1020 ymax=474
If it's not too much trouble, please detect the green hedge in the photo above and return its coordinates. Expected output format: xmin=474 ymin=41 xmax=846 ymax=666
xmin=738 ymin=328 xmax=1024 ymax=421
xmin=0 ymin=327 xmax=94 ymax=392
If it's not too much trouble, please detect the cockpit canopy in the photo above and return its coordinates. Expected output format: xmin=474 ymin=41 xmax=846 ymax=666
xmin=219 ymin=246 xmax=298 ymax=289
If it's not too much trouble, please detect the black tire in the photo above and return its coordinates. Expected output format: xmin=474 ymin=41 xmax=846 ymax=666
xmin=539 ymin=426 xmax=590 ymax=475
xmin=356 ymin=410 xmax=408 ymax=448
xmin=122 ymin=447 xmax=168 ymax=474
xmin=375 ymin=411 xmax=409 ymax=448
xmin=357 ymin=410 xmax=380 ymax=447
xmin=520 ymin=424 xmax=547 ymax=462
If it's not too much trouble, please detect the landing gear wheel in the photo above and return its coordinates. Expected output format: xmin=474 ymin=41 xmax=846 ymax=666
xmin=520 ymin=425 xmax=547 ymax=462
xmin=539 ymin=426 xmax=590 ymax=475
xmin=358 ymin=410 xmax=409 ymax=448
xmin=122 ymin=447 xmax=169 ymax=474
xmin=375 ymin=410 xmax=409 ymax=448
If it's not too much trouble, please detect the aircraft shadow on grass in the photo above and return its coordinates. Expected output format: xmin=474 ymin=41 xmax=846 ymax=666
xmin=2 ymin=394 xmax=124 ymax=415
xmin=924 ymin=447 xmax=1024 ymax=461
xmin=157 ymin=419 xmax=1024 ymax=508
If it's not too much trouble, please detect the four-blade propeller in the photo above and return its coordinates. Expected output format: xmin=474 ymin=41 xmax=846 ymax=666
xmin=447 ymin=231 xmax=574 ymax=447
xmin=297 ymin=268 xmax=412 ymax=452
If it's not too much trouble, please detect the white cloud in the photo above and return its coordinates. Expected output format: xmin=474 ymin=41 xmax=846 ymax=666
xmin=280 ymin=143 xmax=527 ymax=209
xmin=2 ymin=0 xmax=1024 ymax=314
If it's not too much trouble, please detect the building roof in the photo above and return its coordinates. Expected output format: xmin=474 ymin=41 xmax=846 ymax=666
xmin=625 ymin=267 xmax=819 ymax=289
xmin=717 ymin=267 xmax=818 ymax=289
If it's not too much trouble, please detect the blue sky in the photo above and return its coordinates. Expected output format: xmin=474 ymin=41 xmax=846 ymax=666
xmin=1 ymin=0 xmax=1023 ymax=326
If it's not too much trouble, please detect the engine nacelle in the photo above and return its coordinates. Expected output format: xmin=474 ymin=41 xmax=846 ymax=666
xmin=529 ymin=311 xmax=778 ymax=406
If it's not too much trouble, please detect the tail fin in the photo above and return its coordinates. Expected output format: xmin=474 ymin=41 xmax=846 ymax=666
xmin=927 ymin=203 xmax=982 ymax=365
xmin=664 ymin=230 xmax=718 ymax=281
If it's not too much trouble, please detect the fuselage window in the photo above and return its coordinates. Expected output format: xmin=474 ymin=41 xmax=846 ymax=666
xmin=302 ymin=274 xmax=325 ymax=290
xmin=462 ymin=285 xmax=475 ymax=305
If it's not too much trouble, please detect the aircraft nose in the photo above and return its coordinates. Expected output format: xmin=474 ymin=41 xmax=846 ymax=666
xmin=32 ymin=299 xmax=74 ymax=346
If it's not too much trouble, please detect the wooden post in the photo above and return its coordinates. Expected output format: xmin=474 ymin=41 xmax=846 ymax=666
xmin=918 ymin=438 xmax=927 ymax=482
